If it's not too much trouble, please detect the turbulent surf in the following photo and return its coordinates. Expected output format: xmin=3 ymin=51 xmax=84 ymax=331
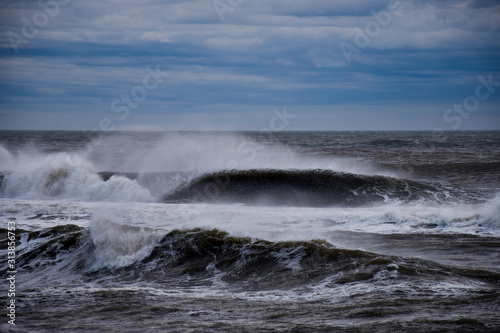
xmin=1 ymin=130 xmax=499 ymax=332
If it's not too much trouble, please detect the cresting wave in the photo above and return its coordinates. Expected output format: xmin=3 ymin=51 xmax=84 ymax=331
xmin=162 ymin=169 xmax=460 ymax=207
xmin=0 ymin=158 xmax=453 ymax=208
xmin=0 ymin=154 xmax=154 ymax=202
xmin=0 ymin=165 xmax=484 ymax=207
xmin=3 ymin=223 xmax=500 ymax=292
xmin=0 ymin=134 xmax=492 ymax=207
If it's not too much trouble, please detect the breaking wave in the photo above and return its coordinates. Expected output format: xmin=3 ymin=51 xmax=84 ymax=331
xmin=162 ymin=169 xmax=462 ymax=207
xmin=0 ymin=152 xmax=153 ymax=202
xmin=4 ymin=224 xmax=499 ymax=292
xmin=0 ymin=133 xmax=492 ymax=208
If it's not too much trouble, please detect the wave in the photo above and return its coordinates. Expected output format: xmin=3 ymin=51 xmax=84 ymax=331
xmin=0 ymin=131 xmax=490 ymax=207
xmin=3 ymin=223 xmax=499 ymax=292
xmin=0 ymin=165 xmax=441 ymax=207
xmin=0 ymin=163 xmax=482 ymax=208
xmin=0 ymin=132 xmax=405 ymax=203
xmin=0 ymin=153 xmax=154 ymax=202
xmin=161 ymin=169 xmax=458 ymax=207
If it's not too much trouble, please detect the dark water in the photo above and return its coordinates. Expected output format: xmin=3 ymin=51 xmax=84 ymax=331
xmin=1 ymin=131 xmax=499 ymax=332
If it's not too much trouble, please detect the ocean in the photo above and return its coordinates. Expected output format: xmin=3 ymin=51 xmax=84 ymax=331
xmin=1 ymin=130 xmax=499 ymax=332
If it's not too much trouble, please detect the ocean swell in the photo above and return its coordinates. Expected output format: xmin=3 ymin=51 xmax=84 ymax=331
xmin=6 ymin=225 xmax=499 ymax=292
xmin=162 ymin=169 xmax=448 ymax=207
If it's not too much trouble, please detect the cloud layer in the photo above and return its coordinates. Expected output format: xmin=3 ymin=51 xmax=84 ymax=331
xmin=0 ymin=0 xmax=499 ymax=130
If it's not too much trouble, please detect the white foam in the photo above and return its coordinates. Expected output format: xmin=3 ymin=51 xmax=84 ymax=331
xmin=89 ymin=208 xmax=164 ymax=269
xmin=481 ymin=193 xmax=500 ymax=228
xmin=1 ymin=196 xmax=497 ymax=299
xmin=272 ymin=247 xmax=305 ymax=272
xmin=1 ymin=150 xmax=153 ymax=202
xmin=2 ymin=195 xmax=498 ymax=238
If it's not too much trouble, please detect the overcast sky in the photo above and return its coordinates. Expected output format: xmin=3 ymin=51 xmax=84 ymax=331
xmin=0 ymin=0 xmax=499 ymax=130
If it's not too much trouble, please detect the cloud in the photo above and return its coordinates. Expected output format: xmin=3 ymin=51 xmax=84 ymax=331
xmin=0 ymin=0 xmax=499 ymax=130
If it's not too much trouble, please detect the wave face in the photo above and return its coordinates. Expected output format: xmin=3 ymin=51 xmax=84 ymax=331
xmin=162 ymin=169 xmax=452 ymax=207
xmin=6 ymin=224 xmax=500 ymax=293
xmin=5 ymin=221 xmax=500 ymax=333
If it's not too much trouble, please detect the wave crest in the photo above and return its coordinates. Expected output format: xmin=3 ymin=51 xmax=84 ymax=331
xmin=7 ymin=225 xmax=500 ymax=292
xmin=0 ymin=152 xmax=153 ymax=202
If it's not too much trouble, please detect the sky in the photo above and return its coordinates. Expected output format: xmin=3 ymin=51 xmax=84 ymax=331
xmin=0 ymin=0 xmax=499 ymax=131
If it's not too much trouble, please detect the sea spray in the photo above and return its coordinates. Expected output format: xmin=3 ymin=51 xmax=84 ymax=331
xmin=89 ymin=209 xmax=162 ymax=269
xmin=1 ymin=150 xmax=154 ymax=202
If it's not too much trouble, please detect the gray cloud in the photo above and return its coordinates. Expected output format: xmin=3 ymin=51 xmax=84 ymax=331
xmin=0 ymin=0 xmax=499 ymax=130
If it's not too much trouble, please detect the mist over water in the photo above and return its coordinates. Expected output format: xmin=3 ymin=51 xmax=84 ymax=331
xmin=0 ymin=131 xmax=397 ymax=202
xmin=1 ymin=131 xmax=499 ymax=332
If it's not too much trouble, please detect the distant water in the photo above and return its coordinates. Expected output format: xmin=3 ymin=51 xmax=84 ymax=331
xmin=1 ymin=130 xmax=499 ymax=332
